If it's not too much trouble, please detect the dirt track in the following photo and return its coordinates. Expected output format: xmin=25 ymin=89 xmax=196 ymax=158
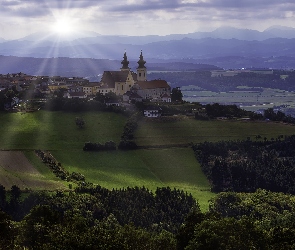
xmin=0 ymin=151 xmax=65 ymax=190
xmin=0 ymin=151 xmax=40 ymax=173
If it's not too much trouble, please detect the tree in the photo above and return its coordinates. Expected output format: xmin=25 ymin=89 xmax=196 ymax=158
xmin=186 ymin=217 xmax=267 ymax=250
xmin=171 ymin=87 xmax=183 ymax=102
xmin=0 ymin=184 xmax=6 ymax=210
xmin=95 ymin=92 xmax=107 ymax=103
xmin=0 ymin=210 xmax=14 ymax=249
xmin=75 ymin=117 xmax=85 ymax=129
xmin=10 ymin=185 xmax=21 ymax=201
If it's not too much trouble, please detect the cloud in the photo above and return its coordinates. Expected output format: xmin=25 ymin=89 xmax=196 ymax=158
xmin=0 ymin=0 xmax=105 ymax=17
xmin=1 ymin=0 xmax=295 ymax=39
xmin=97 ymin=0 xmax=295 ymax=25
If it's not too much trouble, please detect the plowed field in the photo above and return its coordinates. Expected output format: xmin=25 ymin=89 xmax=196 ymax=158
xmin=0 ymin=151 xmax=65 ymax=190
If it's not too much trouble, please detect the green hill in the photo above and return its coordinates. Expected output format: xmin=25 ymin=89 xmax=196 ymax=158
xmin=1 ymin=111 xmax=295 ymax=211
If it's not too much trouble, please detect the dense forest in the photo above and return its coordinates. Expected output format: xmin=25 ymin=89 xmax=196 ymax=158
xmin=193 ymin=135 xmax=295 ymax=193
xmin=1 ymin=186 xmax=295 ymax=249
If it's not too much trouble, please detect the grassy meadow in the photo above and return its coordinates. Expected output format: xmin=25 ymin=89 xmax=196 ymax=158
xmin=1 ymin=110 xmax=295 ymax=210
xmin=0 ymin=111 xmax=125 ymax=150
xmin=135 ymin=117 xmax=295 ymax=146
xmin=52 ymin=148 xmax=213 ymax=211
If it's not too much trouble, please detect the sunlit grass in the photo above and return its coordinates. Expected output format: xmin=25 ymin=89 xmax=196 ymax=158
xmin=53 ymin=148 xmax=214 ymax=211
xmin=0 ymin=111 xmax=126 ymax=150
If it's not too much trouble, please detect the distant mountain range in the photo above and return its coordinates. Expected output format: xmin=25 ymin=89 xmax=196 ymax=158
xmin=0 ymin=56 xmax=220 ymax=77
xmin=1 ymin=26 xmax=295 ymax=70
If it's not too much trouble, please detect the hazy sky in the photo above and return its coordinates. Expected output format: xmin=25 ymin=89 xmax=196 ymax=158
xmin=1 ymin=0 xmax=295 ymax=40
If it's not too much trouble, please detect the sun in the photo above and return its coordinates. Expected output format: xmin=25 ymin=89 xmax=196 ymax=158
xmin=51 ymin=18 xmax=75 ymax=35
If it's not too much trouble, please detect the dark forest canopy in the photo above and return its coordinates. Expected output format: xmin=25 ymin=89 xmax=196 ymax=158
xmin=193 ymin=135 xmax=295 ymax=193
xmin=1 ymin=187 xmax=295 ymax=249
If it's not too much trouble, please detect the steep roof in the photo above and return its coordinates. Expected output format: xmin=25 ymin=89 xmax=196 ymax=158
xmin=136 ymin=80 xmax=170 ymax=89
xmin=100 ymin=71 xmax=130 ymax=88
xmin=161 ymin=93 xmax=171 ymax=98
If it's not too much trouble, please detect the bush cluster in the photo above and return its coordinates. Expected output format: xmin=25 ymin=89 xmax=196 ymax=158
xmin=83 ymin=141 xmax=116 ymax=151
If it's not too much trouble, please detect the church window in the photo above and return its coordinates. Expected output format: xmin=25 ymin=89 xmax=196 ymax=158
xmin=139 ymin=73 xmax=141 ymax=77
xmin=122 ymin=85 xmax=124 ymax=90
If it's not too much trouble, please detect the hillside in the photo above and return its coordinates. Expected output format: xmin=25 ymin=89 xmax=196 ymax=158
xmin=1 ymin=110 xmax=295 ymax=210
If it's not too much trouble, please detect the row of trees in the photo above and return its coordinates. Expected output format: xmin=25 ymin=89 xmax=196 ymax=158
xmin=35 ymin=150 xmax=85 ymax=182
xmin=83 ymin=141 xmax=117 ymax=151
xmin=204 ymin=103 xmax=249 ymax=118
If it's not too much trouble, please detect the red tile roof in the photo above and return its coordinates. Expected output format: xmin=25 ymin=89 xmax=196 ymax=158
xmin=136 ymin=80 xmax=170 ymax=89
xmin=100 ymin=71 xmax=130 ymax=88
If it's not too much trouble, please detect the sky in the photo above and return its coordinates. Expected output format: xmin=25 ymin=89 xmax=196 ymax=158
xmin=0 ymin=0 xmax=295 ymax=40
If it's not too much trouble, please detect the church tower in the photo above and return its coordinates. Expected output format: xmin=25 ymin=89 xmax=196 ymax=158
xmin=120 ymin=51 xmax=130 ymax=71
xmin=137 ymin=50 xmax=147 ymax=81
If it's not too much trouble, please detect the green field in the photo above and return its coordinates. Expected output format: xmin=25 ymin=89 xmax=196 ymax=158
xmin=135 ymin=116 xmax=295 ymax=146
xmin=0 ymin=111 xmax=125 ymax=150
xmin=52 ymin=148 xmax=213 ymax=211
xmin=1 ymin=111 xmax=295 ymax=211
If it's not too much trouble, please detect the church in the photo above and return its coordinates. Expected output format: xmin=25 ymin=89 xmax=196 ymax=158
xmin=98 ymin=51 xmax=171 ymax=102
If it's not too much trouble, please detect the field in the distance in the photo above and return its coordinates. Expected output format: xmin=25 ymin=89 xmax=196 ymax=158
xmin=182 ymin=87 xmax=295 ymax=115
xmin=135 ymin=116 xmax=295 ymax=146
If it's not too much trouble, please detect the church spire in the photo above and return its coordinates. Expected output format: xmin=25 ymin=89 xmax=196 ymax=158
xmin=137 ymin=50 xmax=146 ymax=69
xmin=121 ymin=51 xmax=130 ymax=71
xmin=137 ymin=50 xmax=147 ymax=81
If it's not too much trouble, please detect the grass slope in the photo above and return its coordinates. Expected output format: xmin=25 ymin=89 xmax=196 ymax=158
xmin=52 ymin=148 xmax=213 ymax=211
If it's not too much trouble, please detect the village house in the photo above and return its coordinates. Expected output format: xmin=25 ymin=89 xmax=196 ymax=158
xmin=143 ymin=106 xmax=162 ymax=117
xmin=131 ymin=80 xmax=171 ymax=102
xmin=82 ymin=82 xmax=101 ymax=96
xmin=64 ymin=92 xmax=87 ymax=99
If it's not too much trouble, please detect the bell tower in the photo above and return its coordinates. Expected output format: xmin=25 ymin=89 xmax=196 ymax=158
xmin=121 ymin=51 xmax=130 ymax=71
xmin=137 ymin=50 xmax=147 ymax=81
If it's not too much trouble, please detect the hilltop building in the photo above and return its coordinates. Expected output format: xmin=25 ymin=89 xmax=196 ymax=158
xmin=98 ymin=52 xmax=137 ymax=96
xmin=99 ymin=51 xmax=171 ymax=102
